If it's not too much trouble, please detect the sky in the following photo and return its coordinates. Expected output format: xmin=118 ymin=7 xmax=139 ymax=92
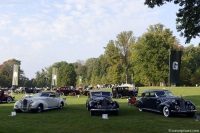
xmin=0 ymin=0 xmax=199 ymax=79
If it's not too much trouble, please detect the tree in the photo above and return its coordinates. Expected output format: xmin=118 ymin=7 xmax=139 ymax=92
xmin=116 ymin=31 xmax=135 ymax=83
xmin=34 ymin=69 xmax=48 ymax=88
xmin=104 ymin=31 xmax=135 ymax=84
xmin=131 ymin=24 xmax=180 ymax=86
xmin=144 ymin=0 xmax=200 ymax=43
xmin=104 ymin=40 xmax=122 ymax=84
xmin=0 ymin=59 xmax=25 ymax=87
xmin=46 ymin=61 xmax=76 ymax=87
xmin=180 ymin=45 xmax=200 ymax=86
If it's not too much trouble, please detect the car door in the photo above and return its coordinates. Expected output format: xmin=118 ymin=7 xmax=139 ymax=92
xmin=148 ymin=92 xmax=157 ymax=109
xmin=48 ymin=93 xmax=59 ymax=108
xmin=141 ymin=93 xmax=150 ymax=108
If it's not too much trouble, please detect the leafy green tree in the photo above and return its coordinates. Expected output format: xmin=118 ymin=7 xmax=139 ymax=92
xmin=104 ymin=31 xmax=135 ymax=84
xmin=0 ymin=59 xmax=25 ymax=88
xmin=34 ymin=69 xmax=48 ymax=88
xmin=180 ymin=45 xmax=200 ymax=86
xmin=116 ymin=31 xmax=135 ymax=83
xmin=84 ymin=58 xmax=99 ymax=85
xmin=131 ymin=24 xmax=180 ymax=86
xmin=56 ymin=62 xmax=77 ymax=87
xmin=144 ymin=0 xmax=200 ymax=43
xmin=104 ymin=40 xmax=122 ymax=84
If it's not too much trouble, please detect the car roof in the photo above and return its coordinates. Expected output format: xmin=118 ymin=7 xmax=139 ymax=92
xmin=142 ymin=89 xmax=170 ymax=93
xmin=113 ymin=86 xmax=129 ymax=88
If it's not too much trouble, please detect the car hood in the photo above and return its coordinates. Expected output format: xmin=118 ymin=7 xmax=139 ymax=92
xmin=158 ymin=96 xmax=185 ymax=101
xmin=22 ymin=97 xmax=48 ymax=101
xmin=92 ymin=97 xmax=111 ymax=101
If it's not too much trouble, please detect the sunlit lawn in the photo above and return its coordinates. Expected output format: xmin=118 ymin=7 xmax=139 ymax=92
xmin=0 ymin=87 xmax=200 ymax=133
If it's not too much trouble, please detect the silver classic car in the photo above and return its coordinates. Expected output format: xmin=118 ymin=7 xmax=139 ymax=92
xmin=14 ymin=92 xmax=66 ymax=113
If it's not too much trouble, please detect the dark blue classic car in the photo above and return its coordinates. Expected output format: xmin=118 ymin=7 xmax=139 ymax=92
xmin=86 ymin=90 xmax=119 ymax=116
xmin=135 ymin=90 xmax=197 ymax=117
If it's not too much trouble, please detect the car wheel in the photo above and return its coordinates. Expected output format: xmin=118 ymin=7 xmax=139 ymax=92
xmin=86 ymin=104 xmax=90 ymax=111
xmin=7 ymin=97 xmax=12 ymax=103
xmin=118 ymin=94 xmax=122 ymax=99
xmin=139 ymin=108 xmax=143 ymax=112
xmin=113 ymin=93 xmax=117 ymax=98
xmin=59 ymin=102 xmax=64 ymax=109
xmin=87 ymin=106 xmax=90 ymax=111
xmin=71 ymin=92 xmax=76 ymax=96
xmin=35 ymin=104 xmax=43 ymax=113
xmin=163 ymin=106 xmax=171 ymax=117
xmin=90 ymin=110 xmax=94 ymax=116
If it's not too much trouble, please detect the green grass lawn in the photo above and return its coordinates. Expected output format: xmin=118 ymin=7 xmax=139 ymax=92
xmin=0 ymin=87 xmax=200 ymax=133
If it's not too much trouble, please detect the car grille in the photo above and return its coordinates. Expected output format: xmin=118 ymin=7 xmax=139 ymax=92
xmin=101 ymin=99 xmax=108 ymax=108
xmin=22 ymin=99 xmax=28 ymax=108
xmin=179 ymin=99 xmax=186 ymax=111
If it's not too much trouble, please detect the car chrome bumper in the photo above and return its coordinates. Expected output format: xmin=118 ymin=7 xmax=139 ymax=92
xmin=171 ymin=110 xmax=197 ymax=113
xmin=91 ymin=109 xmax=119 ymax=111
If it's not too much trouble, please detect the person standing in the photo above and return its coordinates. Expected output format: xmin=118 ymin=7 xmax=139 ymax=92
xmin=0 ymin=89 xmax=3 ymax=103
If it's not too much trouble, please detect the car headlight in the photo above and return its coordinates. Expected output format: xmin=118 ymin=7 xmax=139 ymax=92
xmin=172 ymin=100 xmax=177 ymax=105
xmin=190 ymin=105 xmax=195 ymax=110
xmin=28 ymin=101 xmax=34 ymax=107
xmin=14 ymin=105 xmax=18 ymax=108
xmin=175 ymin=105 xmax=180 ymax=111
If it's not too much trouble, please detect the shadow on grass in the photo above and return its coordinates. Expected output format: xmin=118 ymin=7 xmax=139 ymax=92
xmin=0 ymin=95 xmax=199 ymax=133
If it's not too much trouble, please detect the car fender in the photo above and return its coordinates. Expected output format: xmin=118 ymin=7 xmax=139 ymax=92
xmin=31 ymin=100 xmax=48 ymax=110
xmin=60 ymin=98 xmax=66 ymax=105
xmin=158 ymin=101 xmax=173 ymax=111
xmin=14 ymin=100 xmax=22 ymax=108
xmin=135 ymin=98 xmax=143 ymax=108
xmin=113 ymin=101 xmax=119 ymax=108
xmin=186 ymin=100 xmax=195 ymax=106
xmin=89 ymin=101 xmax=95 ymax=107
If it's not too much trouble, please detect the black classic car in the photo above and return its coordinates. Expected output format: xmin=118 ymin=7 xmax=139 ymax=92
xmin=112 ymin=86 xmax=138 ymax=98
xmin=86 ymin=90 xmax=119 ymax=116
xmin=135 ymin=90 xmax=197 ymax=117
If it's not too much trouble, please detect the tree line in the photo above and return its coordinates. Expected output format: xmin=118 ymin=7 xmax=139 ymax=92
xmin=0 ymin=24 xmax=199 ymax=88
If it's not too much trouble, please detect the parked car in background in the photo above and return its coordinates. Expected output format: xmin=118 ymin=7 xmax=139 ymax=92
xmin=86 ymin=90 xmax=119 ymax=116
xmin=24 ymin=87 xmax=42 ymax=93
xmin=14 ymin=92 xmax=66 ymax=113
xmin=0 ymin=89 xmax=15 ymax=103
xmin=112 ymin=86 xmax=138 ymax=98
xmin=135 ymin=90 xmax=197 ymax=117
xmin=13 ymin=87 xmax=26 ymax=94
xmin=76 ymin=87 xmax=89 ymax=96
xmin=57 ymin=86 xmax=79 ymax=96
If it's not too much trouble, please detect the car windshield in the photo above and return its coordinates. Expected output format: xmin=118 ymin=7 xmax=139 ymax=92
xmin=91 ymin=92 xmax=111 ymax=98
xmin=156 ymin=91 xmax=174 ymax=97
xmin=40 ymin=92 xmax=50 ymax=97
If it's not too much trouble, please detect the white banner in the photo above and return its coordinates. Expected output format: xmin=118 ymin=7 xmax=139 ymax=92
xmin=12 ymin=64 xmax=19 ymax=86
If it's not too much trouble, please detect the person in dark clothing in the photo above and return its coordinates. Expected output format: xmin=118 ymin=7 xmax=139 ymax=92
xmin=0 ymin=89 xmax=4 ymax=103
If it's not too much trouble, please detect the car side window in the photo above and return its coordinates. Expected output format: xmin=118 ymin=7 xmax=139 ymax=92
xmin=149 ymin=92 xmax=156 ymax=97
xmin=49 ymin=93 xmax=56 ymax=97
xmin=142 ymin=93 xmax=149 ymax=97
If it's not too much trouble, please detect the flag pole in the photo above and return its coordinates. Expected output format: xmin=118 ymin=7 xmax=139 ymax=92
xmin=168 ymin=49 xmax=171 ymax=90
